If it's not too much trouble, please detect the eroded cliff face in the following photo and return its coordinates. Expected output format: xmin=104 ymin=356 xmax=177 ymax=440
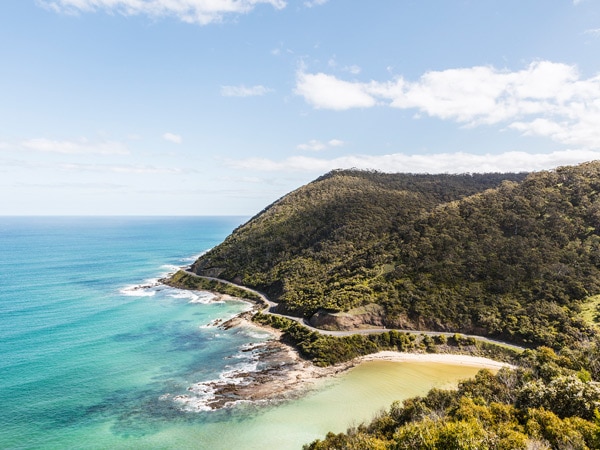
xmin=307 ymin=304 xmax=417 ymax=331
xmin=306 ymin=304 xmax=484 ymax=333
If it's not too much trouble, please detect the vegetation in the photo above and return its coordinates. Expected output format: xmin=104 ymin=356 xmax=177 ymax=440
xmin=580 ymin=295 xmax=600 ymax=330
xmin=166 ymin=270 xmax=263 ymax=303
xmin=304 ymin=345 xmax=600 ymax=449
xmin=254 ymin=312 xmax=520 ymax=367
xmin=189 ymin=163 xmax=600 ymax=348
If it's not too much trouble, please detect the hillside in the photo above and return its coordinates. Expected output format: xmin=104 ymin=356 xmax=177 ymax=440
xmin=189 ymin=162 xmax=600 ymax=348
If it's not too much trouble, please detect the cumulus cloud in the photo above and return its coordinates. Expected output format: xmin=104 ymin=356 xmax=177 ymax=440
xmin=228 ymin=149 xmax=600 ymax=174
xmin=295 ymin=72 xmax=377 ymax=110
xmin=21 ymin=138 xmax=129 ymax=155
xmin=295 ymin=61 xmax=600 ymax=149
xmin=297 ymin=138 xmax=345 ymax=151
xmin=221 ymin=84 xmax=272 ymax=97
xmin=38 ymin=0 xmax=287 ymax=25
xmin=163 ymin=132 xmax=182 ymax=144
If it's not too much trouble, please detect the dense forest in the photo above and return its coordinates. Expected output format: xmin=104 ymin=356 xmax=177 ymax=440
xmin=191 ymin=162 xmax=600 ymax=348
xmin=182 ymin=161 xmax=600 ymax=449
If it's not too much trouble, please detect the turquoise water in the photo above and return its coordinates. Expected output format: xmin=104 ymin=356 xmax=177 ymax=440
xmin=0 ymin=217 xmax=487 ymax=450
xmin=0 ymin=217 xmax=266 ymax=449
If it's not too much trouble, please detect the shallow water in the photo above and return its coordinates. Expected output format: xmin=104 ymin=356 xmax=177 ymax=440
xmin=188 ymin=360 xmax=485 ymax=449
xmin=0 ymin=217 xmax=489 ymax=449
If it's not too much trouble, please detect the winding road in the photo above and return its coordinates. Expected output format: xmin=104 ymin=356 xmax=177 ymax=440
xmin=184 ymin=269 xmax=525 ymax=352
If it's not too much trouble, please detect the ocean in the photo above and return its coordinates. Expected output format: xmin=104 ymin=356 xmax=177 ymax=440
xmin=0 ymin=217 xmax=484 ymax=449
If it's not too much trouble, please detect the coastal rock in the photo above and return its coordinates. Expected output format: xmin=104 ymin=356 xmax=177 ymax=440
xmin=174 ymin=338 xmax=349 ymax=412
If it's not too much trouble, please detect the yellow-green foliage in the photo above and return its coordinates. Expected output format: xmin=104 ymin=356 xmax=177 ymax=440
xmin=305 ymin=363 xmax=600 ymax=450
xmin=580 ymin=294 xmax=600 ymax=329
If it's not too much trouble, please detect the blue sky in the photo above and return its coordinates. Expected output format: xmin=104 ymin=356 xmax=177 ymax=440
xmin=1 ymin=0 xmax=600 ymax=215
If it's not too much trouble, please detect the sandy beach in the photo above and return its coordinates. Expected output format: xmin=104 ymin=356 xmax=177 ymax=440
xmin=361 ymin=351 xmax=513 ymax=370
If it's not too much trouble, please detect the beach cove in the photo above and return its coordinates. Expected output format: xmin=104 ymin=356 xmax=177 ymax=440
xmin=167 ymin=306 xmax=513 ymax=413
xmin=134 ymin=355 xmax=507 ymax=450
xmin=157 ymin=288 xmax=513 ymax=448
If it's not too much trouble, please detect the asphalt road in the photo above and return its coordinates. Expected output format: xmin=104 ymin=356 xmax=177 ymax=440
xmin=184 ymin=270 xmax=525 ymax=352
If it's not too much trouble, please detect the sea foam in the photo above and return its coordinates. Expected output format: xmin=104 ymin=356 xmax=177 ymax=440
xmin=119 ymin=280 xmax=162 ymax=297
xmin=171 ymin=343 xmax=266 ymax=412
xmin=167 ymin=289 xmax=219 ymax=304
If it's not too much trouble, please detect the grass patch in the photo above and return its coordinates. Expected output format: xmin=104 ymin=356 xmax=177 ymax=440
xmin=580 ymin=294 xmax=600 ymax=329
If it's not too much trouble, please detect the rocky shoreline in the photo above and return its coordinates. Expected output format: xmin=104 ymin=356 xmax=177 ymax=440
xmin=170 ymin=315 xmax=354 ymax=411
xmin=168 ymin=290 xmax=512 ymax=412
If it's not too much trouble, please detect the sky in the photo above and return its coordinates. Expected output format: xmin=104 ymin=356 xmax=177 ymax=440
xmin=1 ymin=0 xmax=600 ymax=215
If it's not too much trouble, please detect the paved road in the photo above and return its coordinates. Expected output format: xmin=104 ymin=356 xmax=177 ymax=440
xmin=184 ymin=270 xmax=525 ymax=352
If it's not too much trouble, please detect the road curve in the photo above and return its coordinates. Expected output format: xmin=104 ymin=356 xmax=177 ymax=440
xmin=184 ymin=270 xmax=525 ymax=352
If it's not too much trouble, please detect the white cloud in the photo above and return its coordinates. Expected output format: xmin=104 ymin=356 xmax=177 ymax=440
xmin=163 ymin=132 xmax=183 ymax=144
xmin=585 ymin=28 xmax=600 ymax=36
xmin=21 ymin=138 xmax=129 ymax=155
xmin=16 ymin=181 xmax=126 ymax=190
xmin=304 ymin=0 xmax=328 ymax=7
xmin=327 ymin=57 xmax=361 ymax=74
xmin=38 ymin=0 xmax=287 ymax=25
xmin=295 ymin=61 xmax=600 ymax=149
xmin=60 ymin=162 xmax=185 ymax=174
xmin=344 ymin=65 xmax=361 ymax=75
xmin=297 ymin=138 xmax=345 ymax=151
xmin=221 ymin=84 xmax=272 ymax=97
xmin=297 ymin=139 xmax=327 ymax=151
xmin=228 ymin=149 xmax=600 ymax=174
xmin=295 ymin=72 xmax=377 ymax=110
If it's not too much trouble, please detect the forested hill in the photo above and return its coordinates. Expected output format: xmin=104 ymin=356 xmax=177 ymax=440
xmin=190 ymin=162 xmax=600 ymax=348
xmin=191 ymin=169 xmax=525 ymax=304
